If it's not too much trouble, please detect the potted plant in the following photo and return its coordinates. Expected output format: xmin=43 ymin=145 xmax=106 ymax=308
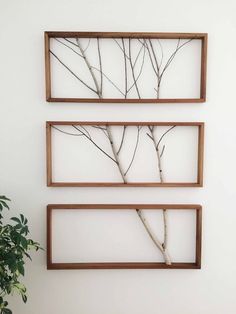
xmin=0 ymin=196 xmax=41 ymax=314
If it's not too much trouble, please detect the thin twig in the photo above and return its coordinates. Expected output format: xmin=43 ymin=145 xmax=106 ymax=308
xmin=127 ymin=42 xmax=146 ymax=94
xmin=97 ymin=38 xmax=103 ymax=96
xmin=75 ymin=38 xmax=102 ymax=98
xmin=49 ymin=50 xmax=97 ymax=95
xmin=113 ymin=38 xmax=130 ymax=58
xmin=124 ymin=126 xmax=141 ymax=176
xmin=117 ymin=125 xmax=127 ymax=155
xmin=121 ymin=38 xmax=128 ymax=98
xmin=105 ymin=125 xmax=127 ymax=183
xmin=156 ymin=125 xmax=176 ymax=149
xmin=91 ymin=66 xmax=125 ymax=96
xmin=149 ymin=39 xmax=161 ymax=98
xmin=92 ymin=125 xmax=109 ymax=138
xmin=71 ymin=125 xmax=117 ymax=163
xmin=52 ymin=126 xmax=84 ymax=136
xmin=54 ymin=38 xmax=83 ymax=58
xmin=128 ymin=38 xmax=141 ymax=98
xmin=159 ymin=38 xmax=193 ymax=82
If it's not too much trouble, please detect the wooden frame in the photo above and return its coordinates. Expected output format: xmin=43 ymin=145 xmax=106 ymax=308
xmin=46 ymin=121 xmax=204 ymax=187
xmin=45 ymin=31 xmax=207 ymax=103
xmin=47 ymin=204 xmax=202 ymax=269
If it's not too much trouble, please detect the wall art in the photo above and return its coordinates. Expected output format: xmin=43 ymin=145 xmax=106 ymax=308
xmin=45 ymin=32 xmax=207 ymax=103
xmin=47 ymin=204 xmax=202 ymax=269
xmin=46 ymin=121 xmax=204 ymax=187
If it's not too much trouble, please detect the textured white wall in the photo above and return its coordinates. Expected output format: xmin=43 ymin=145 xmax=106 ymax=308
xmin=1 ymin=0 xmax=236 ymax=313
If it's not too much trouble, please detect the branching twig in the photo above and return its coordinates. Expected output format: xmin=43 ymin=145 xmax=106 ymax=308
xmin=136 ymin=209 xmax=171 ymax=265
xmin=121 ymin=38 xmax=128 ymax=98
xmin=127 ymin=42 xmax=146 ymax=94
xmin=71 ymin=125 xmax=117 ymax=163
xmin=97 ymin=38 xmax=103 ymax=96
xmin=54 ymin=38 xmax=83 ymax=58
xmin=128 ymin=38 xmax=141 ymax=98
xmin=124 ymin=126 xmax=141 ymax=176
xmin=91 ymin=66 xmax=125 ymax=96
xmin=75 ymin=38 xmax=102 ymax=98
xmin=49 ymin=50 xmax=98 ymax=95
xmin=105 ymin=125 xmax=127 ymax=183
xmin=117 ymin=125 xmax=127 ymax=155
xmin=156 ymin=125 xmax=176 ymax=150
xmin=146 ymin=125 xmax=177 ymax=263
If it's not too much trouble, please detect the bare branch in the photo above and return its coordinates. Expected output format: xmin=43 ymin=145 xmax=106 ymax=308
xmin=51 ymin=126 xmax=84 ymax=136
xmin=156 ymin=125 xmax=176 ymax=149
xmin=54 ymin=38 xmax=83 ymax=58
xmin=91 ymin=66 xmax=125 ymax=96
xmin=117 ymin=125 xmax=127 ymax=155
xmin=49 ymin=50 xmax=98 ymax=95
xmin=75 ymin=38 xmax=102 ymax=98
xmin=136 ymin=209 xmax=171 ymax=265
xmin=71 ymin=125 xmax=117 ymax=163
xmin=160 ymin=145 xmax=165 ymax=158
xmin=92 ymin=125 xmax=109 ymax=138
xmin=121 ymin=38 xmax=128 ymax=98
xmin=124 ymin=126 xmax=141 ymax=176
xmin=147 ymin=125 xmax=177 ymax=257
xmin=128 ymin=38 xmax=141 ymax=98
xmin=127 ymin=41 xmax=146 ymax=94
xmin=113 ymin=38 xmax=130 ymax=58
xmin=97 ymin=38 xmax=103 ymax=96
xmin=106 ymin=125 xmax=127 ymax=183
xmin=159 ymin=38 xmax=193 ymax=82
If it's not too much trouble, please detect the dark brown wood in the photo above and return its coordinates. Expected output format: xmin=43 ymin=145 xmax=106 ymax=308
xmin=47 ymin=204 xmax=202 ymax=270
xmin=46 ymin=121 xmax=204 ymax=187
xmin=46 ymin=122 xmax=52 ymax=186
xmin=197 ymin=124 xmax=204 ymax=186
xmin=45 ymin=32 xmax=51 ymax=100
xmin=45 ymin=31 xmax=207 ymax=103
xmin=45 ymin=31 xmax=207 ymax=39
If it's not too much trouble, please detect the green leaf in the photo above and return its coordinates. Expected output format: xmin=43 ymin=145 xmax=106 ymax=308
xmin=0 ymin=201 xmax=9 ymax=210
xmin=10 ymin=217 xmax=21 ymax=223
xmin=20 ymin=214 xmax=24 ymax=224
xmin=17 ymin=263 xmax=25 ymax=276
xmin=2 ymin=309 xmax=12 ymax=314
xmin=22 ymin=294 xmax=27 ymax=303
xmin=0 ymin=196 xmax=11 ymax=201
xmin=20 ymin=236 xmax=28 ymax=250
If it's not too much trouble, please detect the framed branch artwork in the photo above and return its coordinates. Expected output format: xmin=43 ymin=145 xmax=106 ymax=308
xmin=47 ymin=204 xmax=202 ymax=270
xmin=45 ymin=32 xmax=207 ymax=103
xmin=46 ymin=121 xmax=204 ymax=187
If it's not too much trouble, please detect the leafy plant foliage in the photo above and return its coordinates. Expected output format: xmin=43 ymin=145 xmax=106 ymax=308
xmin=0 ymin=196 xmax=41 ymax=314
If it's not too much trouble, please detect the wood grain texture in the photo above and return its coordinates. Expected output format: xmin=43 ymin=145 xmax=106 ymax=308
xmin=47 ymin=204 xmax=202 ymax=270
xmin=46 ymin=121 xmax=204 ymax=187
xmin=45 ymin=31 xmax=207 ymax=39
xmin=44 ymin=31 xmax=207 ymax=103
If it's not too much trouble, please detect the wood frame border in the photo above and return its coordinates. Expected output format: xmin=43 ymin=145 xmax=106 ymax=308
xmin=47 ymin=204 xmax=202 ymax=269
xmin=46 ymin=121 xmax=204 ymax=187
xmin=45 ymin=31 xmax=207 ymax=103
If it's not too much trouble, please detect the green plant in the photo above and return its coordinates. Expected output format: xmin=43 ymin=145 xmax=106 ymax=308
xmin=0 ymin=196 xmax=41 ymax=314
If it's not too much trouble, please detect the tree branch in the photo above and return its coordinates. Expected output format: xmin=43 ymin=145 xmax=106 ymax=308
xmin=49 ymin=50 xmax=98 ymax=95
xmin=124 ymin=126 xmax=141 ymax=176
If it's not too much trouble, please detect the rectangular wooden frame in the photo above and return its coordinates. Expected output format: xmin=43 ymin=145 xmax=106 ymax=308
xmin=45 ymin=31 xmax=207 ymax=103
xmin=47 ymin=204 xmax=202 ymax=269
xmin=46 ymin=121 xmax=204 ymax=187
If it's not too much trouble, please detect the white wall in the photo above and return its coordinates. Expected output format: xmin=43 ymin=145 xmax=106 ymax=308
xmin=1 ymin=0 xmax=236 ymax=313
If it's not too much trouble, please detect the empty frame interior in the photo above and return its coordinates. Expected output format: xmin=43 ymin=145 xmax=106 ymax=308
xmin=45 ymin=32 xmax=207 ymax=103
xmin=46 ymin=122 xmax=204 ymax=187
xmin=47 ymin=204 xmax=202 ymax=269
